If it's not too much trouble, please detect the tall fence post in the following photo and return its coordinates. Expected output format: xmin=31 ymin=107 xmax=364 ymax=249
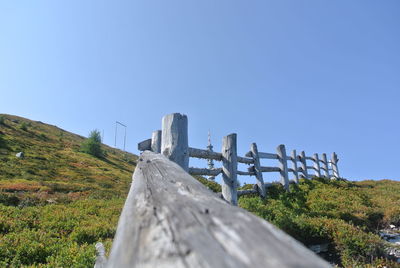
xmin=331 ymin=152 xmax=340 ymax=179
xmin=299 ymin=151 xmax=309 ymax=179
xmin=161 ymin=113 xmax=189 ymax=172
xmin=276 ymin=144 xmax=289 ymax=191
xmin=222 ymin=134 xmax=238 ymax=205
xmin=321 ymin=153 xmax=330 ymax=178
xmin=313 ymin=153 xmax=321 ymax=177
xmin=151 ymin=130 xmax=162 ymax=153
xmin=250 ymin=143 xmax=266 ymax=198
xmin=291 ymin=150 xmax=299 ymax=183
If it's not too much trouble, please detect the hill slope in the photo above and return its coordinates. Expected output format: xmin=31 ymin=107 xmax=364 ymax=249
xmin=0 ymin=114 xmax=137 ymax=267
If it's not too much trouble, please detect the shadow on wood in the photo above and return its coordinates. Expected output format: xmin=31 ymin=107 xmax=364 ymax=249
xmin=106 ymin=151 xmax=331 ymax=268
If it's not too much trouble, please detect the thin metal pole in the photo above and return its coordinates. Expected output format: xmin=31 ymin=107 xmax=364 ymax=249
xmin=114 ymin=122 xmax=118 ymax=147
xmin=115 ymin=121 xmax=127 ymax=150
xmin=123 ymin=126 xmax=126 ymax=151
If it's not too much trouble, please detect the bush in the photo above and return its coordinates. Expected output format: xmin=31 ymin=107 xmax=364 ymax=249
xmin=39 ymin=133 xmax=47 ymax=140
xmin=0 ymin=116 xmax=5 ymax=125
xmin=19 ymin=122 xmax=28 ymax=131
xmin=194 ymin=176 xmax=221 ymax=192
xmin=0 ymin=134 xmax=5 ymax=148
xmin=80 ymin=130 xmax=104 ymax=158
xmin=0 ymin=194 xmax=20 ymax=206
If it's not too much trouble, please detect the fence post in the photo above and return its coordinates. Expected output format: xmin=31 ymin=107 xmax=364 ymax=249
xmin=331 ymin=152 xmax=340 ymax=179
xmin=276 ymin=144 xmax=289 ymax=191
xmin=321 ymin=153 xmax=330 ymax=178
xmin=161 ymin=113 xmax=189 ymax=172
xmin=250 ymin=143 xmax=266 ymax=198
xmin=313 ymin=153 xmax=321 ymax=177
xmin=299 ymin=151 xmax=309 ymax=179
xmin=222 ymin=134 xmax=238 ymax=205
xmin=151 ymin=130 xmax=162 ymax=153
xmin=291 ymin=150 xmax=299 ymax=183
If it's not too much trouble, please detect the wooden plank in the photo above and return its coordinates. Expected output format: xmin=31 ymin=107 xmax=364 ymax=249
xmin=312 ymin=154 xmax=321 ymax=177
xmin=106 ymin=151 xmax=330 ymax=268
xmin=291 ymin=150 xmax=299 ymax=183
xmin=237 ymin=170 xmax=255 ymax=176
xmin=321 ymin=153 xmax=330 ymax=177
xmin=258 ymin=152 xmax=279 ymax=159
xmin=221 ymin=134 xmax=238 ymax=206
xmin=189 ymin=167 xmax=222 ymax=176
xmin=237 ymin=156 xmax=254 ymax=164
xmin=276 ymin=144 xmax=290 ymax=191
xmin=250 ymin=143 xmax=266 ymax=197
xmin=331 ymin=152 xmax=340 ymax=178
xmin=237 ymin=189 xmax=258 ymax=196
xmin=259 ymin=166 xmax=281 ymax=172
xmin=299 ymin=151 xmax=309 ymax=179
xmin=189 ymin=147 xmax=223 ymax=161
xmin=151 ymin=130 xmax=162 ymax=153
xmin=247 ymin=152 xmax=279 ymax=160
xmin=161 ymin=113 xmax=189 ymax=171
xmin=137 ymin=138 xmax=151 ymax=151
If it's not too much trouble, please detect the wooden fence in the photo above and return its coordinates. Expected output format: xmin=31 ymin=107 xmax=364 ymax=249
xmin=102 ymin=151 xmax=331 ymax=268
xmin=138 ymin=113 xmax=341 ymax=206
xmin=97 ymin=113 xmax=334 ymax=267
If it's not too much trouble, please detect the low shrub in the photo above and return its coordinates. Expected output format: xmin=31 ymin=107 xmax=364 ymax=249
xmin=19 ymin=122 xmax=28 ymax=131
xmin=194 ymin=176 xmax=221 ymax=192
xmin=0 ymin=134 xmax=5 ymax=148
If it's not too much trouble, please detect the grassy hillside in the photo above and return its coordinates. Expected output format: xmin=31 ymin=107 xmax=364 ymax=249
xmin=1 ymin=114 xmax=400 ymax=267
xmin=239 ymin=179 xmax=400 ymax=267
xmin=190 ymin=177 xmax=400 ymax=267
xmin=0 ymin=114 xmax=137 ymax=267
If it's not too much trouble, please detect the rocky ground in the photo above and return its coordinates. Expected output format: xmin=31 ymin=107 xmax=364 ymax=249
xmin=380 ymin=225 xmax=400 ymax=263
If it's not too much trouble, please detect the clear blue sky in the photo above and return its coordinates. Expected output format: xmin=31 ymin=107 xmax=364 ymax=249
xmin=1 ymin=1 xmax=399 ymax=181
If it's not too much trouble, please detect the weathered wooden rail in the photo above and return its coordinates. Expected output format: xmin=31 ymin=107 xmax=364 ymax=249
xmin=138 ymin=113 xmax=341 ymax=205
xmin=102 ymin=151 xmax=331 ymax=267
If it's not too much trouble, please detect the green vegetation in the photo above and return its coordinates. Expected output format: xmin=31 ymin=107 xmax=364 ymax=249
xmin=80 ymin=130 xmax=104 ymax=158
xmin=0 ymin=134 xmax=5 ymax=149
xmin=238 ymin=178 xmax=400 ymax=267
xmin=19 ymin=122 xmax=28 ymax=131
xmin=1 ymin=113 xmax=400 ymax=267
xmin=201 ymin=178 xmax=400 ymax=267
xmin=194 ymin=176 xmax=221 ymax=193
xmin=0 ymin=114 xmax=137 ymax=267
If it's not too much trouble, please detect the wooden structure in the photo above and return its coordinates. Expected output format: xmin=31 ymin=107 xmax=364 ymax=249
xmin=138 ymin=113 xmax=341 ymax=205
xmin=105 ymin=151 xmax=331 ymax=268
